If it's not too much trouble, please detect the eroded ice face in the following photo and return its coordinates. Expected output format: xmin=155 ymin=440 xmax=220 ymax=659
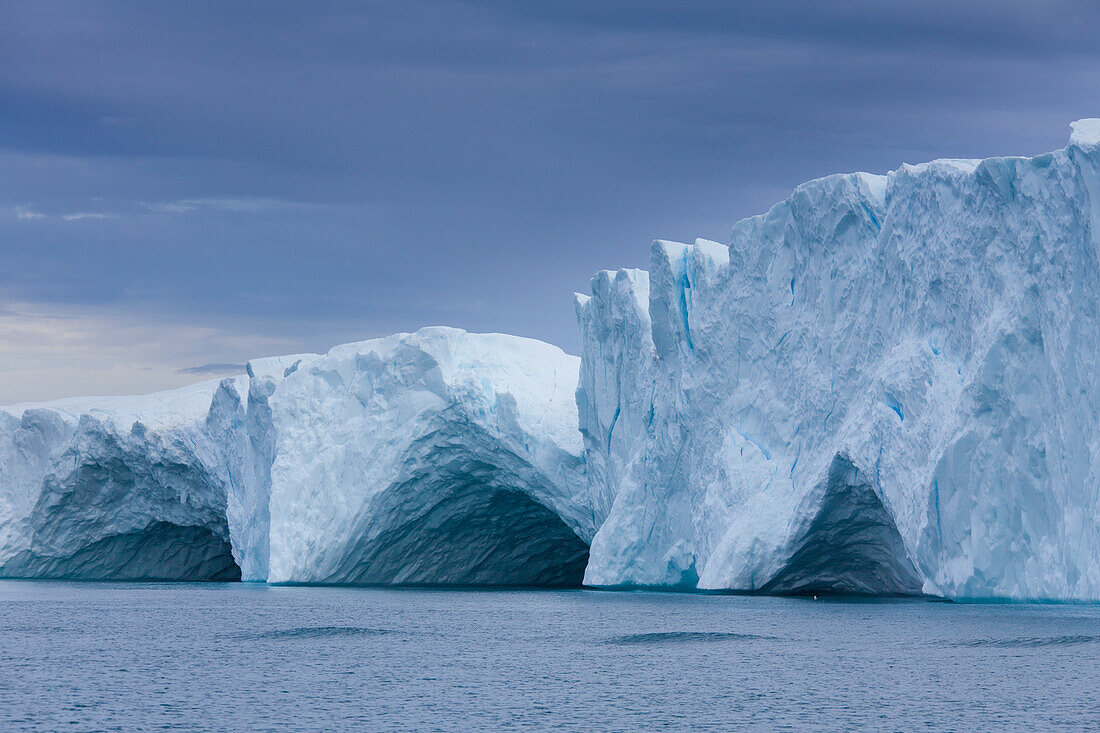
xmin=576 ymin=120 xmax=1100 ymax=601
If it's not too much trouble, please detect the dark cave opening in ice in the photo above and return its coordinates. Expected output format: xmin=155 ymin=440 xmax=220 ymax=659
xmin=0 ymin=522 xmax=241 ymax=582
xmin=322 ymin=452 xmax=590 ymax=587
xmin=761 ymin=456 xmax=923 ymax=596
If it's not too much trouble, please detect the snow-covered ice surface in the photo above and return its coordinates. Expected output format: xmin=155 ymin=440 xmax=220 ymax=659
xmin=578 ymin=120 xmax=1100 ymax=601
xmin=0 ymin=328 xmax=589 ymax=586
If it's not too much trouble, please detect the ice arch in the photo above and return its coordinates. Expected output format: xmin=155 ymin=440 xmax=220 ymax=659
xmin=762 ymin=456 xmax=922 ymax=596
xmin=0 ymin=522 xmax=240 ymax=581
xmin=249 ymin=328 xmax=594 ymax=586
xmin=322 ymin=448 xmax=589 ymax=587
xmin=0 ymin=391 xmax=244 ymax=582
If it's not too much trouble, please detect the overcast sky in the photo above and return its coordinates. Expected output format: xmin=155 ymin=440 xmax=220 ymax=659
xmin=3 ymin=0 xmax=1099 ymax=403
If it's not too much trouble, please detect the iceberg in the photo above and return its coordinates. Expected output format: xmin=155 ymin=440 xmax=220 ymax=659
xmin=229 ymin=327 xmax=590 ymax=586
xmin=0 ymin=328 xmax=590 ymax=586
xmin=3 ymin=122 xmax=1100 ymax=601
xmin=577 ymin=120 xmax=1100 ymax=600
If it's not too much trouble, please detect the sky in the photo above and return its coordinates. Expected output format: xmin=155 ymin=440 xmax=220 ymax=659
xmin=3 ymin=0 xmax=1100 ymax=403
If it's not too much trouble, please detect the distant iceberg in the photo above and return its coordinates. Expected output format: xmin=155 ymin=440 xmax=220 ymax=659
xmin=3 ymin=122 xmax=1100 ymax=600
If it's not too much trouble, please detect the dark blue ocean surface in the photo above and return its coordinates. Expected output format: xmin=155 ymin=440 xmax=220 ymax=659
xmin=1 ymin=582 xmax=1098 ymax=731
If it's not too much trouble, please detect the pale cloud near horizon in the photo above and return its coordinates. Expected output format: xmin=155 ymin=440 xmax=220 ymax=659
xmin=142 ymin=197 xmax=331 ymax=214
xmin=0 ymin=302 xmax=294 ymax=405
xmin=60 ymin=212 xmax=115 ymax=221
xmin=8 ymin=197 xmax=315 ymax=222
xmin=177 ymin=362 xmax=246 ymax=375
xmin=14 ymin=206 xmax=44 ymax=220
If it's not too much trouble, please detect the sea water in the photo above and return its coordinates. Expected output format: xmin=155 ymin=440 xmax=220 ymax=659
xmin=1 ymin=581 xmax=1098 ymax=731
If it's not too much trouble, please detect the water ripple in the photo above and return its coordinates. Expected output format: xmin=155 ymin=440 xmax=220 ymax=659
xmin=236 ymin=626 xmax=396 ymax=641
xmin=606 ymin=631 xmax=770 ymax=645
xmin=952 ymin=635 xmax=1100 ymax=648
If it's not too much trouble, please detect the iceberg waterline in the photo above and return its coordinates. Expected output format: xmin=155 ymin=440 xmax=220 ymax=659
xmin=3 ymin=121 xmax=1100 ymax=600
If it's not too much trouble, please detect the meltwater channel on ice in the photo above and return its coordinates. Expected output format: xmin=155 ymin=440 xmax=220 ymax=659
xmin=3 ymin=120 xmax=1100 ymax=602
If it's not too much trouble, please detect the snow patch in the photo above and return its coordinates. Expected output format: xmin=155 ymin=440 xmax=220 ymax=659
xmin=1070 ymin=118 xmax=1100 ymax=149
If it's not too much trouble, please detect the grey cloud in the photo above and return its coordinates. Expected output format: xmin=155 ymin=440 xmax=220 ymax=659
xmin=1 ymin=1 xmax=1098 ymax=401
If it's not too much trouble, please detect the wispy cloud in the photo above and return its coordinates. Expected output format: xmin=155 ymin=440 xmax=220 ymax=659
xmin=8 ymin=198 xmax=312 ymax=222
xmin=143 ymin=197 xmax=321 ymax=215
xmin=184 ymin=197 xmax=288 ymax=212
xmin=61 ymin=212 xmax=115 ymax=221
xmin=8 ymin=206 xmax=116 ymax=222
xmin=15 ymin=206 xmax=44 ymax=220
xmin=143 ymin=201 xmax=198 ymax=214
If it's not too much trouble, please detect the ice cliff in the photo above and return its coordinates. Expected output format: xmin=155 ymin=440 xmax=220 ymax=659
xmin=577 ymin=120 xmax=1100 ymax=600
xmin=0 ymin=328 xmax=590 ymax=585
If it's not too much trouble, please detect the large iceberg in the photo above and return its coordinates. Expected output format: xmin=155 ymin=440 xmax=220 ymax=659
xmin=576 ymin=120 xmax=1100 ymax=600
xmin=4 ymin=122 xmax=1100 ymax=601
xmin=0 ymin=328 xmax=590 ymax=586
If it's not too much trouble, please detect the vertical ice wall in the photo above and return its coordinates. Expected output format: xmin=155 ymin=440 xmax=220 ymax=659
xmin=577 ymin=120 xmax=1100 ymax=600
